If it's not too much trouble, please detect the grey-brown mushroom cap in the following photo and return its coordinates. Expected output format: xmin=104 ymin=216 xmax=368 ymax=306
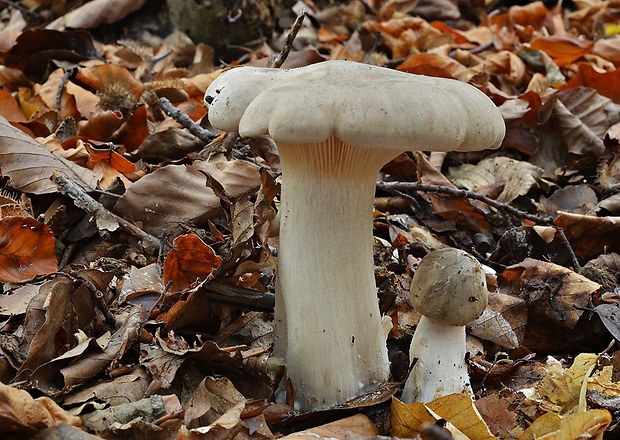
xmin=410 ymin=248 xmax=489 ymax=326
xmin=204 ymin=60 xmax=506 ymax=152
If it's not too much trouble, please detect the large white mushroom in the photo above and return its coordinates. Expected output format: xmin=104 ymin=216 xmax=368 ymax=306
xmin=402 ymin=248 xmax=489 ymax=403
xmin=204 ymin=60 xmax=505 ymax=411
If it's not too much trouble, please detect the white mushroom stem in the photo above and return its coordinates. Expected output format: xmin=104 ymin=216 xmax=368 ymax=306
xmin=274 ymin=137 xmax=403 ymax=411
xmin=402 ymin=316 xmax=471 ymax=404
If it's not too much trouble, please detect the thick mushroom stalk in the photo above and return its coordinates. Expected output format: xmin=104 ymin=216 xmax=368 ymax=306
xmin=276 ymin=138 xmax=399 ymax=409
xmin=204 ymin=60 xmax=505 ymax=411
xmin=402 ymin=248 xmax=489 ymax=403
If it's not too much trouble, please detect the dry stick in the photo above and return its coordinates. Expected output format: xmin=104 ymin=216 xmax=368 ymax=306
xmin=74 ymin=272 xmax=117 ymax=328
xmin=50 ymin=171 xmax=160 ymax=255
xmin=157 ymin=97 xmax=217 ymax=144
xmin=201 ymin=281 xmax=275 ymax=312
xmin=377 ymin=181 xmax=555 ymax=225
xmin=267 ymin=10 xmax=306 ymax=68
xmin=377 ymin=181 xmax=582 ymax=269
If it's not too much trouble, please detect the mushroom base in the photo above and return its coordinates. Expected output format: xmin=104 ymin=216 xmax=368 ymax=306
xmin=274 ymin=137 xmax=403 ymax=411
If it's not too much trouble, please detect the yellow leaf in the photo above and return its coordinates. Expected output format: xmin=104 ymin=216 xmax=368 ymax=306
xmin=428 ymin=394 xmax=497 ymax=440
xmin=391 ymin=395 xmax=496 ymax=440
xmin=519 ymin=410 xmax=611 ymax=440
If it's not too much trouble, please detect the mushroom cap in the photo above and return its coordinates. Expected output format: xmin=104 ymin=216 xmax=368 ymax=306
xmin=410 ymin=248 xmax=488 ymax=326
xmin=204 ymin=60 xmax=505 ymax=151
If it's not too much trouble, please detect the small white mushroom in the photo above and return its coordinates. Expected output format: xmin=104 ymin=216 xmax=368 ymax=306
xmin=205 ymin=60 xmax=504 ymax=411
xmin=402 ymin=248 xmax=489 ymax=403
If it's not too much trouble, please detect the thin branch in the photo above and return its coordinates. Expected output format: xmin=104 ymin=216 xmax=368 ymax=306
xmin=378 ymin=180 xmax=583 ymax=269
xmin=74 ymin=272 xmax=117 ymax=328
xmin=376 ymin=181 xmax=555 ymax=225
xmin=157 ymin=97 xmax=217 ymax=144
xmin=50 ymin=171 xmax=160 ymax=255
xmin=199 ymin=281 xmax=275 ymax=312
xmin=556 ymin=226 xmax=581 ymax=273
xmin=268 ymin=10 xmax=306 ymax=68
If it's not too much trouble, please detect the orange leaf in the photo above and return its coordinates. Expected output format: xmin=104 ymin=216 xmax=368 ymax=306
xmin=77 ymin=109 xmax=123 ymax=141
xmin=164 ymin=234 xmax=222 ymax=293
xmin=564 ymin=63 xmax=620 ymax=103
xmin=398 ymin=53 xmax=469 ymax=80
xmin=75 ymin=63 xmax=144 ymax=99
xmin=530 ymin=36 xmax=593 ymax=66
xmin=0 ymin=89 xmax=26 ymax=122
xmin=0 ymin=216 xmax=58 ymax=283
xmin=85 ymin=143 xmax=135 ymax=173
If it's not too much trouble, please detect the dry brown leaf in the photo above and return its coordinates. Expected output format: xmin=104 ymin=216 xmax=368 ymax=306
xmin=0 ymin=116 xmax=99 ymax=194
xmin=14 ymin=277 xmax=73 ymax=382
xmin=398 ymin=52 xmax=470 ymax=80
xmin=30 ymin=305 xmax=149 ymax=395
xmin=81 ymin=394 xmax=182 ymax=436
xmin=468 ymin=292 xmax=527 ymax=349
xmin=475 ymin=394 xmax=519 ymax=438
xmin=417 ymin=152 xmax=493 ymax=233
xmin=0 ymin=382 xmax=81 ymax=436
xmin=448 ymin=156 xmax=543 ymax=204
xmin=184 ymin=377 xmax=245 ymax=428
xmin=539 ymin=184 xmax=598 ymax=215
xmin=498 ymin=258 xmax=600 ymax=330
xmin=554 ymin=211 xmax=620 ymax=259
xmin=46 ymin=0 xmax=147 ymax=30
xmin=63 ymin=366 xmax=151 ymax=408
xmin=280 ymin=414 xmax=379 ymax=439
xmin=0 ymin=89 xmax=27 ymax=122
xmin=113 ymin=159 xmax=261 ymax=236
xmin=551 ymin=87 xmax=620 ymax=157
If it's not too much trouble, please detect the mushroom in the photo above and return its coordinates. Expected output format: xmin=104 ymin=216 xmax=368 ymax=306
xmin=402 ymin=248 xmax=489 ymax=403
xmin=204 ymin=60 xmax=505 ymax=411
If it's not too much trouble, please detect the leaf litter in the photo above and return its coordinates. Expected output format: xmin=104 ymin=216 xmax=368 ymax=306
xmin=2 ymin=0 xmax=620 ymax=438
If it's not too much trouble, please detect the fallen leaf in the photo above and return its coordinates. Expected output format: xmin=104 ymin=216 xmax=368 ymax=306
xmin=113 ymin=159 xmax=262 ymax=236
xmin=0 ymin=116 xmax=100 ymax=194
xmin=0 ymin=216 xmax=58 ymax=283
xmin=518 ymin=409 xmax=611 ymax=440
xmin=530 ymin=36 xmax=593 ymax=66
xmin=163 ymin=234 xmax=222 ymax=294
xmin=498 ymin=258 xmax=600 ymax=330
xmin=468 ymin=292 xmax=527 ymax=349
xmin=280 ymin=414 xmax=378 ymax=439
xmin=46 ymin=0 xmax=147 ymax=30
xmin=447 ymin=156 xmax=543 ymax=204
xmin=392 ymin=394 xmax=496 ymax=439
xmin=0 ymin=382 xmax=81 ymax=436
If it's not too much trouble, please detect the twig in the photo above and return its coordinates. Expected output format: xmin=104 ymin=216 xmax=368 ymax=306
xmin=50 ymin=171 xmax=160 ymax=255
xmin=376 ymin=181 xmax=555 ymax=225
xmin=267 ymin=10 xmax=306 ymax=68
xmin=378 ymin=181 xmax=583 ymax=269
xmin=157 ymin=97 xmax=217 ymax=144
xmin=199 ymin=281 xmax=275 ymax=312
xmin=74 ymin=272 xmax=117 ymax=328
xmin=56 ymin=68 xmax=73 ymax=110
xmin=556 ymin=227 xmax=581 ymax=273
